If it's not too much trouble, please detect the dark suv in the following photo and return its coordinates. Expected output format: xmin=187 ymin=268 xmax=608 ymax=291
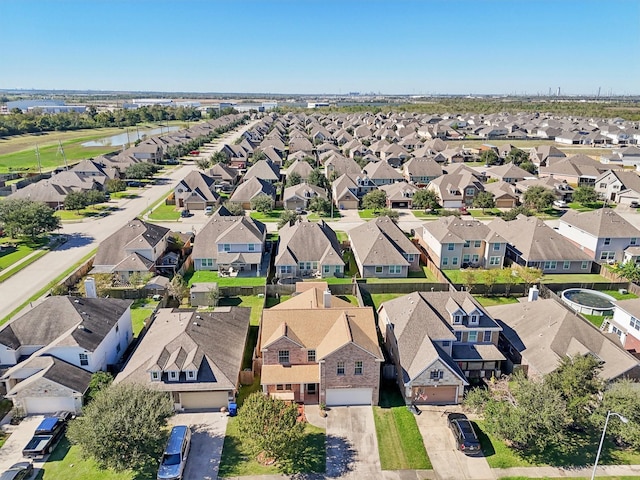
xmin=447 ymin=413 xmax=481 ymax=455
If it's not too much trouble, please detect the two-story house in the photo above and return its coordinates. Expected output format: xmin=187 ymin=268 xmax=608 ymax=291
xmin=281 ymin=183 xmax=327 ymax=211
xmin=420 ymin=217 xmax=507 ymax=270
xmin=558 ymin=208 xmax=640 ymax=264
xmin=275 ymin=221 xmax=344 ymax=279
xmin=259 ymin=285 xmax=383 ymax=406
xmin=92 ymin=219 xmax=171 ymax=282
xmin=594 ymin=170 xmax=640 ymax=205
xmin=402 ymin=157 xmax=443 ymax=186
xmin=378 ymin=182 xmax=420 ymax=209
xmin=331 ymin=173 xmax=377 ymax=210
xmin=378 ymin=291 xmax=504 ymax=405
xmin=191 ymin=212 xmax=266 ymax=275
xmin=0 ymin=296 xmax=133 ymax=414
xmin=174 ymin=170 xmax=220 ymax=210
xmin=349 ymin=216 xmax=420 ymax=278
xmin=427 ymin=171 xmax=484 ymax=208
xmin=361 ymin=160 xmax=404 ymax=186
xmin=115 ymin=307 xmax=250 ymax=411
xmin=608 ymin=298 xmax=640 ymax=352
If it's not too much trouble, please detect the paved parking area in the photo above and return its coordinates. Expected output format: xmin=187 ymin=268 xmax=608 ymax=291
xmin=326 ymin=406 xmax=380 ymax=479
xmin=169 ymin=412 xmax=228 ymax=480
xmin=414 ymin=407 xmax=494 ymax=480
xmin=0 ymin=416 xmax=44 ymax=472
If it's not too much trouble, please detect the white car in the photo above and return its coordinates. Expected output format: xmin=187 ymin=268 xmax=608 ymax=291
xmin=553 ymin=200 xmax=567 ymax=208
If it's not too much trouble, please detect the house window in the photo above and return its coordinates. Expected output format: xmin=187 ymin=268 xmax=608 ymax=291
xmin=337 ymin=361 xmax=345 ymax=375
xmin=474 ymin=240 xmax=481 ymax=248
xmin=202 ymin=258 xmax=213 ymax=267
xmin=354 ymin=361 xmax=363 ymax=375
xmin=389 ymin=265 xmax=402 ymax=274
xmin=468 ymin=331 xmax=478 ymax=343
xmin=335 ymin=265 xmax=341 ymax=273
xmin=151 ymin=371 xmax=160 ymax=381
xmin=483 ymin=331 xmax=492 ymax=342
xmin=600 ymin=183 xmax=607 ymax=188
xmin=187 ymin=371 xmax=196 ymax=379
xmin=469 ymin=314 xmax=479 ymax=325
xmin=307 ymin=350 xmax=316 ymax=362
xmin=278 ymin=350 xmax=290 ymax=364
xmin=454 ymin=331 xmax=462 ymax=342
xmin=169 ymin=371 xmax=178 ymax=381
xmin=604 ymin=238 xmax=611 ymax=245
xmin=489 ymin=256 xmax=501 ymax=265
xmin=442 ymin=257 xmax=449 ymax=266
xmin=463 ymin=254 xmax=470 ymax=263
xmin=442 ymin=341 xmax=451 ymax=347
xmin=79 ymin=353 xmax=89 ymax=366
xmin=453 ymin=314 xmax=462 ymax=324
xmin=406 ymin=254 xmax=415 ymax=262
xmin=248 ymin=243 xmax=256 ymax=251
xmin=312 ymin=262 xmax=318 ymax=270
xmin=493 ymin=243 xmax=500 ymax=251
xmin=323 ymin=265 xmax=330 ymax=274
xmin=631 ymin=317 xmax=640 ymax=331
xmin=582 ymin=261 xmax=589 ymax=270
xmin=472 ymin=254 xmax=479 ymax=262
xmin=563 ymin=261 xmax=571 ymax=270
xmin=465 ymin=188 xmax=475 ymax=196
xmin=452 ymin=257 xmax=459 ymax=266
xmin=464 ymin=240 xmax=470 ymax=248
xmin=447 ymin=243 xmax=455 ymax=251
xmin=223 ymin=244 xmax=230 ymax=252
xmin=543 ymin=261 xmax=557 ymax=270
xmin=375 ymin=266 xmax=383 ymax=274
xmin=430 ymin=370 xmax=444 ymax=380
xmin=600 ymin=251 xmax=615 ymax=261
xmin=632 ymin=238 xmax=638 ymax=246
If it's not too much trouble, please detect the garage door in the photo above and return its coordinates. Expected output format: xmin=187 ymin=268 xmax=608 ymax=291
xmin=180 ymin=391 xmax=229 ymax=410
xmin=24 ymin=396 xmax=77 ymax=415
xmin=412 ymin=386 xmax=458 ymax=405
xmin=326 ymin=388 xmax=372 ymax=406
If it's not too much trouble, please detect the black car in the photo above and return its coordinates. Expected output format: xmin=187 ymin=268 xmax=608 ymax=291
xmin=0 ymin=461 xmax=33 ymax=480
xmin=447 ymin=413 xmax=481 ymax=455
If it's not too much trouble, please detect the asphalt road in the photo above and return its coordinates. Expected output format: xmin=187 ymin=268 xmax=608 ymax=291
xmin=0 ymin=120 xmax=259 ymax=321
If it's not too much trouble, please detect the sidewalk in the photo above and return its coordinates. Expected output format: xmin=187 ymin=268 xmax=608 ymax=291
xmin=494 ymin=464 xmax=640 ymax=478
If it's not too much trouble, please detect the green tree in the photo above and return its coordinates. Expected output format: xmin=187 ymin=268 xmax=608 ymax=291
xmin=505 ymin=147 xmax=530 ymax=166
xmin=286 ymin=172 xmax=302 ymax=187
xmin=572 ymin=186 xmax=599 ymax=206
xmin=362 ymin=190 xmax=386 ymax=211
xmin=125 ymin=162 xmax=157 ymax=179
xmin=611 ymin=261 xmax=640 ymax=283
xmin=67 ymin=384 xmax=174 ymax=471
xmin=460 ymin=269 xmax=477 ymax=293
xmin=85 ymin=190 xmax=107 ymax=205
xmin=546 ymin=354 xmax=604 ymax=428
xmin=195 ymin=158 xmax=211 ymax=170
xmin=168 ymin=274 xmax=188 ymax=303
xmin=236 ymin=393 xmax=305 ymax=472
xmin=0 ymin=199 xmax=60 ymax=240
xmin=480 ymin=149 xmax=499 ymax=166
xmin=516 ymin=266 xmax=543 ymax=293
xmin=65 ymin=191 xmax=89 ymax=212
xmin=308 ymin=196 xmax=331 ymax=215
xmin=224 ymin=202 xmax=246 ymax=216
xmin=210 ymin=151 xmax=229 ymax=165
xmin=519 ymin=161 xmax=536 ymax=174
xmin=523 ymin=186 xmax=555 ymax=211
xmin=105 ymin=178 xmax=126 ymax=193
xmin=252 ymin=150 xmax=266 ymax=162
xmin=308 ymin=169 xmax=328 ymax=189
xmin=206 ymin=286 xmax=219 ymax=307
xmin=593 ymin=379 xmax=640 ymax=449
xmin=473 ymin=191 xmax=496 ymax=213
xmin=86 ymin=371 xmax=113 ymax=402
xmin=412 ymin=189 xmax=440 ymax=210
xmin=481 ymin=268 xmax=501 ymax=295
xmin=376 ymin=208 xmax=399 ymax=221
xmin=251 ymin=194 xmax=274 ymax=213
xmin=502 ymin=205 xmax=533 ymax=221
xmin=278 ymin=209 xmax=300 ymax=229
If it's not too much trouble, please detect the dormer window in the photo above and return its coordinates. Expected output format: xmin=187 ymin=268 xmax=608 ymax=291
xmin=453 ymin=314 xmax=462 ymax=324
xmin=186 ymin=370 xmax=196 ymax=380
xmin=168 ymin=371 xmax=178 ymax=381
xmin=151 ymin=371 xmax=160 ymax=382
xmin=469 ymin=314 xmax=479 ymax=325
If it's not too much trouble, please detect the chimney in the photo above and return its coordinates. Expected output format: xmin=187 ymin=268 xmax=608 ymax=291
xmin=323 ymin=289 xmax=332 ymax=309
xmin=528 ymin=285 xmax=539 ymax=302
xmin=85 ymin=277 xmax=98 ymax=299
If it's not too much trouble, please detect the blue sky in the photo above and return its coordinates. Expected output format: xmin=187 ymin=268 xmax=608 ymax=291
xmin=1 ymin=0 xmax=638 ymax=95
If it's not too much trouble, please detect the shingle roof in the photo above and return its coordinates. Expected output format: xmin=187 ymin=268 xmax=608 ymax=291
xmin=275 ymin=221 xmax=342 ymax=267
xmin=4 ymin=356 xmax=92 ymax=396
xmin=422 ymin=217 xmax=506 ymax=244
xmin=560 ymin=208 xmax=640 ymax=238
xmin=192 ymin=214 xmax=265 ymax=260
xmin=229 ymin=177 xmax=276 ymax=203
xmin=349 ymin=217 xmax=419 ymax=267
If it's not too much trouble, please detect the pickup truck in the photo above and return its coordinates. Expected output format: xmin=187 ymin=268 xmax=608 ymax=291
xmin=22 ymin=414 xmax=70 ymax=458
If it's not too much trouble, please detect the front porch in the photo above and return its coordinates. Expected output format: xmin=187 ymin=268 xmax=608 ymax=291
xmin=261 ymin=363 xmax=320 ymax=405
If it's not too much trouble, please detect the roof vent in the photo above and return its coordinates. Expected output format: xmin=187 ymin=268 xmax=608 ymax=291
xmin=195 ymin=315 xmax=202 ymax=319
xmin=77 ymin=325 xmax=86 ymax=330
xmin=193 ymin=322 xmax=199 ymax=326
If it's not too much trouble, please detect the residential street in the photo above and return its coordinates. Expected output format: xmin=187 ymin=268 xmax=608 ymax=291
xmin=0 ymin=120 xmax=259 ymax=321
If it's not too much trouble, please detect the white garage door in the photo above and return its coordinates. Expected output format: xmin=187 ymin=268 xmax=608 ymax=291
xmin=326 ymin=388 xmax=372 ymax=406
xmin=24 ymin=396 xmax=77 ymax=415
xmin=180 ymin=391 xmax=229 ymax=410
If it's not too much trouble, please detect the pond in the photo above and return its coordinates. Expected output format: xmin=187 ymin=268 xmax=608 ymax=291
xmin=81 ymin=126 xmax=180 ymax=147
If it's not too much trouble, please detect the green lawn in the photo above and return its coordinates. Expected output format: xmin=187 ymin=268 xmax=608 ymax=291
xmin=535 ymin=208 xmax=566 ymax=219
xmin=218 ymin=419 xmax=325 ymax=477
xmin=323 ymin=276 xmax=355 ymax=284
xmin=568 ymin=201 xmax=607 ymax=212
xmin=147 ymin=202 xmax=181 ymax=221
xmin=343 ymin=249 xmax=359 ymax=277
xmin=583 ymin=313 xmax=606 ymax=328
xmin=334 ymin=230 xmax=349 ymax=243
xmin=110 ymin=190 xmax=141 ymax=200
xmin=217 ymin=296 xmax=264 ymax=326
xmin=336 ymin=294 xmax=359 ymax=306
xmin=602 ymin=289 xmax=638 ymax=300
xmin=373 ymin=387 xmax=431 ymax=470
xmin=34 ymin=437 xmax=147 ymax=480
xmin=444 ymin=268 xmax=522 ymax=285
xmin=0 ymin=237 xmax=48 ymax=270
xmin=411 ymin=210 xmax=441 ymax=219
xmin=55 ymin=204 xmax=113 ymax=221
xmin=474 ymin=296 xmax=520 ymax=307
xmin=306 ymin=211 xmax=342 ymax=221
xmin=368 ymin=293 xmax=404 ymax=311
xmin=475 ymin=420 xmax=640 ymax=469
xmin=264 ymin=295 xmax=291 ymax=308
xmin=541 ymin=273 xmax=610 ymax=283
xmin=366 ymin=266 xmax=439 ymax=283
xmin=469 ymin=208 xmax=501 ymax=218
xmin=249 ymin=210 xmax=284 ymax=222
xmin=185 ymin=270 xmax=267 ymax=287
xmin=130 ymin=299 xmax=159 ymax=336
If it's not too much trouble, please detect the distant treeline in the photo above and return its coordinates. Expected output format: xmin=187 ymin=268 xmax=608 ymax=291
xmin=0 ymin=105 xmax=204 ymax=137
xmin=281 ymin=98 xmax=640 ymax=121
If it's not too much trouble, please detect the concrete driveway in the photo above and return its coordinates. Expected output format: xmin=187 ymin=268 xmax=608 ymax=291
xmin=326 ymin=406 xmax=380 ymax=479
xmin=169 ymin=412 xmax=227 ymax=480
xmin=0 ymin=416 xmax=44 ymax=472
xmin=415 ymin=407 xmax=495 ymax=480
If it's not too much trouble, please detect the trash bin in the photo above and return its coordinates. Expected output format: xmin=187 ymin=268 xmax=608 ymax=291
xmin=228 ymin=402 xmax=237 ymax=417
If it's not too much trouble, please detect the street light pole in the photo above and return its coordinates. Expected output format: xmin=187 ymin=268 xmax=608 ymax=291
xmin=591 ymin=411 xmax=629 ymax=480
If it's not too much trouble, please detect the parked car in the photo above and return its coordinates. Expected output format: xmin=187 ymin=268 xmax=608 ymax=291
xmin=630 ymin=201 xmax=639 ymax=208
xmin=553 ymin=200 xmax=568 ymax=208
xmin=22 ymin=413 xmax=71 ymax=458
xmin=447 ymin=413 xmax=481 ymax=455
xmin=181 ymin=209 xmax=191 ymax=218
xmin=205 ymin=206 xmax=214 ymax=215
xmin=158 ymin=425 xmax=191 ymax=480
xmin=0 ymin=462 xmax=33 ymax=480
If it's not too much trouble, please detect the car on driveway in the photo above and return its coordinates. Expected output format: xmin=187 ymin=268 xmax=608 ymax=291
xmin=0 ymin=461 xmax=33 ymax=480
xmin=447 ymin=413 xmax=481 ymax=455
xmin=553 ymin=199 xmax=568 ymax=208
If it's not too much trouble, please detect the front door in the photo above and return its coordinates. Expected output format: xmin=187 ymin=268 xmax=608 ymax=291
xmin=307 ymin=383 xmax=317 ymax=394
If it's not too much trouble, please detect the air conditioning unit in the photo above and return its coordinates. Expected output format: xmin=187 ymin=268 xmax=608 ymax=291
xmin=619 ymin=288 xmax=628 ymax=295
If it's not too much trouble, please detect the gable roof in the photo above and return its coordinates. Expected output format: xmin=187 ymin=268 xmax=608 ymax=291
xmin=488 ymin=299 xmax=640 ymax=380
xmin=275 ymin=221 xmax=342 ymax=267
xmin=4 ymin=356 xmax=92 ymax=396
xmin=192 ymin=214 xmax=265 ymax=259
xmin=363 ymin=160 xmax=403 ymax=181
xmin=229 ymin=177 xmax=276 ymax=203
xmin=244 ymin=159 xmax=280 ymax=182
xmin=422 ymin=216 xmax=506 ymax=244
xmin=349 ymin=216 xmax=419 ymax=266
xmin=560 ymin=208 xmax=640 ymax=238
xmin=115 ymin=307 xmax=250 ymax=392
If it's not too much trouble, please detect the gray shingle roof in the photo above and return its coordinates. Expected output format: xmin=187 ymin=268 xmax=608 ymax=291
xmin=560 ymin=208 xmax=640 ymax=238
xmin=275 ymin=221 xmax=342 ymax=267
xmin=349 ymin=217 xmax=419 ymax=266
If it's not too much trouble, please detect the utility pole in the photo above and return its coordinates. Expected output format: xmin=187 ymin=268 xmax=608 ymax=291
xmin=58 ymin=140 xmax=68 ymax=170
xmin=35 ymin=144 xmax=42 ymax=174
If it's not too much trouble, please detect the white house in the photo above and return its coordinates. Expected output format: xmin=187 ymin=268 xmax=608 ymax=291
xmin=609 ymin=298 xmax=640 ymax=353
xmin=0 ymin=297 xmax=133 ymax=414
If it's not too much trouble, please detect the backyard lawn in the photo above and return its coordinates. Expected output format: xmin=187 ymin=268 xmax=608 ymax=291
xmin=373 ymin=387 xmax=431 ymax=470
xmin=218 ymin=419 xmax=325 ymax=477
xmin=217 ymin=295 xmax=264 ymax=326
xmin=602 ymin=289 xmax=638 ymax=300
xmin=334 ymin=230 xmax=349 ymax=243
xmin=368 ymin=293 xmax=404 ymax=311
xmin=130 ymin=298 xmax=159 ymax=336
xmin=474 ymin=296 xmax=520 ymax=307
xmin=367 ymin=266 xmax=439 ymax=283
xmin=147 ymin=202 xmax=181 ymax=221
xmin=541 ymin=273 xmax=610 ymax=283
xmin=185 ymin=270 xmax=267 ymax=287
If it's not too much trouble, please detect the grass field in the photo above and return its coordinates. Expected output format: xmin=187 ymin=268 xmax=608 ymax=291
xmin=474 ymin=296 xmax=520 ymax=307
xmin=55 ymin=204 xmax=113 ymax=221
xmin=130 ymin=298 xmax=159 ymax=336
xmin=218 ymin=419 xmax=325 ymax=477
xmin=185 ymin=270 xmax=267 ymax=287
xmin=147 ymin=202 xmax=181 ymax=221
xmin=249 ymin=210 xmax=284 ymax=222
xmin=0 ymin=237 xmax=48 ymax=271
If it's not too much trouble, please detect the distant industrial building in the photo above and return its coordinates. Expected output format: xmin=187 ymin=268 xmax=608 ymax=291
xmin=5 ymin=99 xmax=86 ymax=114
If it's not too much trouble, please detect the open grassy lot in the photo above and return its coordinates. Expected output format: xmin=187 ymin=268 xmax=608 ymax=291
xmin=474 ymin=296 xmax=520 ymax=307
xmin=373 ymin=386 xmax=431 ymax=470
xmin=147 ymin=202 xmax=181 ymax=221
xmin=34 ymin=437 xmax=148 ymax=480
xmin=185 ymin=270 xmax=267 ymax=287
xmin=218 ymin=419 xmax=325 ymax=477
xmin=475 ymin=420 xmax=640 ymax=469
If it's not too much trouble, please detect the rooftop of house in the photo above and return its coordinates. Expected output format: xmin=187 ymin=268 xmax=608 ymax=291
xmin=348 ymin=216 xmax=419 ymax=266
xmin=560 ymin=208 xmax=640 ymax=238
